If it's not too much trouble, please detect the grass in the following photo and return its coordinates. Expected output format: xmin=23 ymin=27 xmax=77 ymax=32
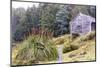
xmin=53 ymin=34 xmax=78 ymax=53
xmin=53 ymin=31 xmax=95 ymax=54
xmin=12 ymin=31 xmax=96 ymax=65
xmin=12 ymin=35 xmax=58 ymax=65
xmin=63 ymin=40 xmax=95 ymax=62
xmin=62 ymin=31 xmax=96 ymax=62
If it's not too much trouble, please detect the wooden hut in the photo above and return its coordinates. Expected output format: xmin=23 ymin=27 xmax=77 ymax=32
xmin=70 ymin=12 xmax=95 ymax=35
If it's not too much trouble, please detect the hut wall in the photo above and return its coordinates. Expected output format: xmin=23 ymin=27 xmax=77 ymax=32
xmin=82 ymin=21 xmax=91 ymax=34
xmin=71 ymin=18 xmax=83 ymax=34
xmin=70 ymin=13 xmax=95 ymax=35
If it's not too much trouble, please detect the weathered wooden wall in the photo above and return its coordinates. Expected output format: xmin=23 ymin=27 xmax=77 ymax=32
xmin=70 ymin=13 xmax=95 ymax=35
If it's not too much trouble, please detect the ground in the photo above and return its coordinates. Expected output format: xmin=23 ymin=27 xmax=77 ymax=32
xmin=12 ymin=31 xmax=96 ymax=65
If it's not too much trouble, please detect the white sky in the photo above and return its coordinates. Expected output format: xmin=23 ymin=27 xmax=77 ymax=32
xmin=12 ymin=1 xmax=39 ymax=9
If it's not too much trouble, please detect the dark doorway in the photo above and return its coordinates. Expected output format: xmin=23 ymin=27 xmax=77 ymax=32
xmin=91 ymin=22 xmax=96 ymax=31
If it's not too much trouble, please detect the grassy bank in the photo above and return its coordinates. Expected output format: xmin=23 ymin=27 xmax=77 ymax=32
xmin=12 ymin=31 xmax=96 ymax=65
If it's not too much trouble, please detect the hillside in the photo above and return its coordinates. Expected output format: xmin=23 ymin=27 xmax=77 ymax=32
xmin=54 ymin=31 xmax=96 ymax=62
xmin=12 ymin=32 xmax=96 ymax=65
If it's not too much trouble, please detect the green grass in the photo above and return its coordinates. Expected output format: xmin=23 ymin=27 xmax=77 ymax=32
xmin=12 ymin=35 xmax=58 ymax=65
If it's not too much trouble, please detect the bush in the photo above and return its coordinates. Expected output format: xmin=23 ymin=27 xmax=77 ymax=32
xmin=72 ymin=33 xmax=80 ymax=39
xmin=81 ymin=31 xmax=95 ymax=41
xmin=54 ymin=34 xmax=71 ymax=45
xmin=12 ymin=35 xmax=58 ymax=65
xmin=63 ymin=32 xmax=95 ymax=53
xmin=63 ymin=45 xmax=79 ymax=53
xmin=63 ymin=45 xmax=71 ymax=53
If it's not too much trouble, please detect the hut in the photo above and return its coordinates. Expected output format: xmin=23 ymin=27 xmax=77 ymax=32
xmin=70 ymin=12 xmax=96 ymax=35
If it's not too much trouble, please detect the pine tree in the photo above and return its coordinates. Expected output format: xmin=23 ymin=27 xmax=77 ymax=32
xmin=54 ymin=5 xmax=71 ymax=37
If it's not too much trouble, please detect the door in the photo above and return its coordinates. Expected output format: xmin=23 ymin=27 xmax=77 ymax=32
xmin=91 ymin=22 xmax=96 ymax=31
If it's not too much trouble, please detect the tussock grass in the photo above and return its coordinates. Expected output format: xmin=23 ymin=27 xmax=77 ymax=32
xmin=12 ymin=35 xmax=58 ymax=65
xmin=62 ymin=31 xmax=96 ymax=62
xmin=70 ymin=31 xmax=95 ymax=47
xmin=53 ymin=34 xmax=71 ymax=45
xmin=53 ymin=32 xmax=95 ymax=54
xmin=12 ymin=31 xmax=96 ymax=65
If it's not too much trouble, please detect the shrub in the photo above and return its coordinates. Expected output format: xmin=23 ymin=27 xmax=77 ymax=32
xmin=12 ymin=35 xmax=58 ymax=65
xmin=81 ymin=31 xmax=95 ymax=41
xmin=54 ymin=34 xmax=71 ymax=45
xmin=63 ymin=32 xmax=95 ymax=53
xmin=63 ymin=45 xmax=79 ymax=53
xmin=72 ymin=33 xmax=80 ymax=39
xmin=63 ymin=45 xmax=71 ymax=53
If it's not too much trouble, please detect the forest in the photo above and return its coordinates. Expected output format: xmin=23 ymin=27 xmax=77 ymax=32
xmin=11 ymin=3 xmax=96 ymax=42
xmin=11 ymin=2 xmax=96 ymax=66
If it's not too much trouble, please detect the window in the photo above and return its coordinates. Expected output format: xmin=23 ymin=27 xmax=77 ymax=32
xmin=76 ymin=25 xmax=82 ymax=33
